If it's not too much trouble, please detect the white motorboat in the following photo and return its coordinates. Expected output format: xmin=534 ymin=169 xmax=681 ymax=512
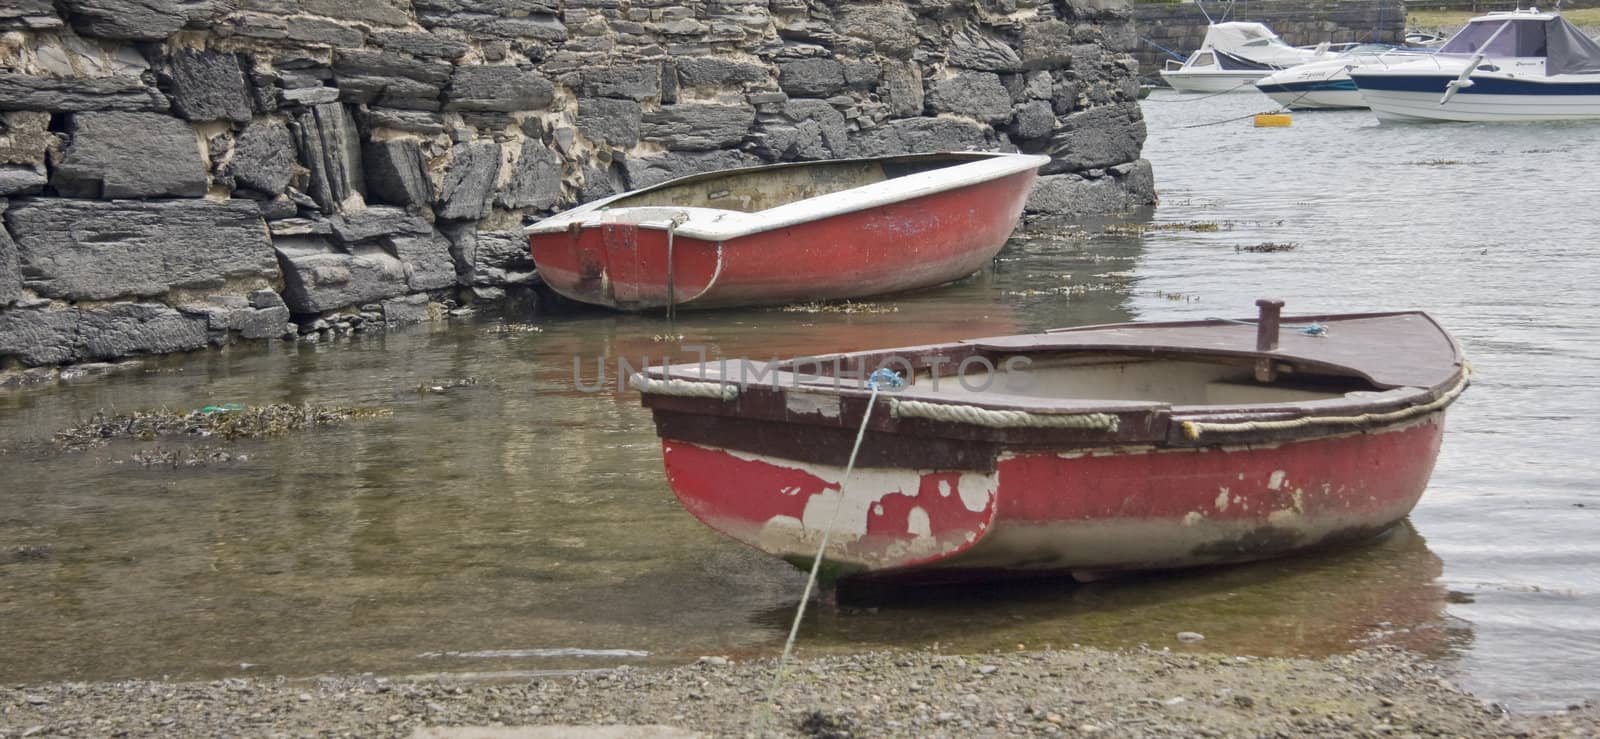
xmin=1348 ymin=9 xmax=1600 ymax=122
xmin=1160 ymin=22 xmax=1332 ymax=93
xmin=1254 ymin=45 xmax=1436 ymax=110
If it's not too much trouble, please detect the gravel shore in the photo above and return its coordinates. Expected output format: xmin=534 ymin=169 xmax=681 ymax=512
xmin=3 ymin=647 xmax=1595 ymax=738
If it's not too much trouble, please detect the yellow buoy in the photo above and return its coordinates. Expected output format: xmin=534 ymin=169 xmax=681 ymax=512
xmin=1254 ymin=113 xmax=1292 ymax=127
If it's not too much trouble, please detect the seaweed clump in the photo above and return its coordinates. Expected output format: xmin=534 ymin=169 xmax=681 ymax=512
xmin=54 ymin=404 xmax=392 ymax=452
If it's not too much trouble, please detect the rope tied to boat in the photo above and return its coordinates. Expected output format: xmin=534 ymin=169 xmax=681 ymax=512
xmin=890 ymin=398 xmax=1121 ymax=432
xmin=627 ymin=372 xmax=738 ymax=402
xmin=1181 ymin=362 xmax=1472 ymax=441
xmin=758 ymin=367 xmax=902 ymax=733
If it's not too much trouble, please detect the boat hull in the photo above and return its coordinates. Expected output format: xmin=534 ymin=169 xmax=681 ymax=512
xmin=1352 ymin=73 xmax=1600 ymax=121
xmin=1159 ymin=70 xmax=1268 ymax=93
xmin=660 ymin=413 xmax=1446 ymax=580
xmin=1256 ymin=79 xmax=1365 ymax=109
xmin=529 ymin=168 xmax=1038 ymax=310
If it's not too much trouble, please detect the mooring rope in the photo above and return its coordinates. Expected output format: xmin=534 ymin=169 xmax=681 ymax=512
xmin=891 ymin=398 xmax=1120 ymax=431
xmin=756 ymin=367 xmax=905 ymax=734
xmin=628 ymin=373 xmax=739 ymax=401
xmin=1181 ymin=363 xmax=1472 ymax=440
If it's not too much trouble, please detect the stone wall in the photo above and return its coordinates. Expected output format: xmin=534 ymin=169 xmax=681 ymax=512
xmin=1134 ymin=0 xmax=1405 ymax=79
xmin=1 ymin=0 xmax=1156 ymax=375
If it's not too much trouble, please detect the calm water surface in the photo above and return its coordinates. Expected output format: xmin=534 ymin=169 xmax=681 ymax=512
xmin=1 ymin=91 xmax=1595 ymax=710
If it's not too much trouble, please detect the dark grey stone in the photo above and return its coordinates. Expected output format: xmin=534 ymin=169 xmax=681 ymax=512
xmin=1021 ymin=19 xmax=1076 ymax=69
xmin=284 ymin=16 xmax=367 ymax=48
xmin=51 ymin=112 xmax=208 ymax=199
xmin=294 ymin=102 xmax=365 ymax=213
xmin=497 ymin=138 xmax=562 ymax=211
xmin=1010 ymin=99 xmax=1055 ymax=142
xmin=332 ymin=49 xmax=451 ymax=109
xmin=436 ymin=141 xmax=501 ymax=221
xmin=757 ymin=99 xmax=850 ymax=160
xmin=5 ymin=198 xmax=276 ymax=301
xmin=167 ymin=49 xmax=253 ymax=123
xmin=365 ymin=108 xmax=447 ymax=135
xmin=1044 ymin=101 xmax=1144 ymax=172
xmin=576 ymin=98 xmax=641 ymax=147
xmin=249 ymin=288 xmax=285 ymax=309
xmin=836 ymin=4 xmax=917 ymax=57
xmin=0 ymin=0 xmax=61 ymax=31
xmin=641 ymin=103 xmax=754 ymax=151
xmin=62 ymin=0 xmax=216 ymax=40
xmin=926 ymin=71 xmax=1013 ymax=124
xmin=444 ymin=66 xmax=555 ymax=112
xmin=878 ymin=61 xmax=922 ymax=118
xmin=226 ymin=118 xmax=296 ymax=195
xmin=301 ymin=0 xmax=411 ymax=26
xmin=843 ymin=61 xmax=880 ymax=90
xmin=381 ymin=293 xmax=431 ymax=325
xmin=234 ymin=304 xmax=292 ymax=339
xmin=1025 ymin=159 xmax=1154 ymax=217
xmin=387 ymin=231 xmax=456 ymax=290
xmin=0 ymin=111 xmax=53 ymax=168
xmin=579 ymin=164 xmax=622 ymax=202
xmin=0 ymin=72 xmax=168 ymax=112
xmin=777 ymin=58 xmax=845 ymax=97
xmin=675 ymin=58 xmax=769 ymax=87
xmin=467 ymin=229 xmax=535 ymax=286
xmin=619 ymin=150 xmax=761 ymax=190
xmin=0 ymin=308 xmax=81 ymax=366
xmin=947 ymin=25 xmax=1024 ymax=72
xmin=413 ymin=0 xmax=567 ymax=40
xmin=274 ymin=238 xmax=409 ymax=313
xmin=0 ymin=165 xmax=48 ymax=196
xmin=372 ymin=30 xmax=471 ymax=59
xmin=79 ymin=303 xmax=209 ymax=360
xmin=579 ymin=64 xmax=661 ymax=101
xmin=852 ymin=117 xmax=995 ymax=156
xmin=363 ymin=138 xmax=434 ymax=207
xmin=0 ymin=209 xmax=19 ymax=305
xmin=282 ymin=86 xmax=342 ymax=106
xmin=330 ymin=206 xmax=431 ymax=245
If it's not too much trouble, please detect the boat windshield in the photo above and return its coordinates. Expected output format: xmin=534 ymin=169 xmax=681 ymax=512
xmin=1440 ymin=19 xmax=1547 ymax=56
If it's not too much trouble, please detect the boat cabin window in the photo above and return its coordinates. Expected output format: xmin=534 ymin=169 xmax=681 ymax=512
xmin=1440 ymin=19 xmax=1548 ymax=57
xmin=1191 ymin=51 xmax=1216 ymax=67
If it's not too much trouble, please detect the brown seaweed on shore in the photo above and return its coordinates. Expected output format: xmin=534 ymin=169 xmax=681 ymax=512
xmin=54 ymin=403 xmax=392 ymax=452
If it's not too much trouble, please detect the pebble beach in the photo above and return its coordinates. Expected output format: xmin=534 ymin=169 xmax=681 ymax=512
xmin=5 ymin=647 xmax=1596 ymax=738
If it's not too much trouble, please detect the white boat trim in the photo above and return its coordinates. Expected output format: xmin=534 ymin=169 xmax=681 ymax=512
xmin=524 ymin=152 xmax=1050 ymax=242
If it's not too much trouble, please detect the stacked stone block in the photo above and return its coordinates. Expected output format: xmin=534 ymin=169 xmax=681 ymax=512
xmin=1 ymin=0 xmax=1156 ymax=374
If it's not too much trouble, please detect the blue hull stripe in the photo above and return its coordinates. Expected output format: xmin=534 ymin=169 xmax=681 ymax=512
xmin=1350 ymin=73 xmax=1600 ymax=96
xmin=1257 ymin=80 xmax=1358 ymax=94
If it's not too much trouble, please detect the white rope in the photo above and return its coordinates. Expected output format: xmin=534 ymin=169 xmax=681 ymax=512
xmin=628 ymin=373 xmax=738 ymax=401
xmin=891 ymin=398 xmax=1120 ymax=432
xmin=1181 ymin=365 xmax=1472 ymax=441
xmin=757 ymin=379 xmax=889 ymax=734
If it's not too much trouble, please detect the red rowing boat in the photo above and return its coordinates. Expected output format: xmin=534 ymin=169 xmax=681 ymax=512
xmin=525 ymin=152 xmax=1049 ymax=310
xmin=631 ymin=302 xmax=1470 ymax=582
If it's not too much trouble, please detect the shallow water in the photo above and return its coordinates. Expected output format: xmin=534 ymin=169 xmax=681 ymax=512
xmin=1 ymin=91 xmax=1596 ymax=710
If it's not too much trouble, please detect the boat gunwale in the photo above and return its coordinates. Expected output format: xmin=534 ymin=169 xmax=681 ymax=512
xmin=634 ymin=312 xmax=1467 ymax=448
xmin=523 ymin=151 xmax=1049 ymax=242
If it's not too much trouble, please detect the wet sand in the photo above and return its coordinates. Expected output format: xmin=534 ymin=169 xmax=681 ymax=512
xmin=4 ymin=647 xmax=1594 ymax=738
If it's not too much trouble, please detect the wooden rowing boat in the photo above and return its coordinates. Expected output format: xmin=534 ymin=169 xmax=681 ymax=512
xmin=630 ymin=301 xmax=1470 ymax=582
xmin=524 ymin=152 xmax=1049 ymax=311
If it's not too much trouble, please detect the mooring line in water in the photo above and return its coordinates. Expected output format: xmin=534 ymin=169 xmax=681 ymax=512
xmin=756 ymin=367 xmax=905 ymax=735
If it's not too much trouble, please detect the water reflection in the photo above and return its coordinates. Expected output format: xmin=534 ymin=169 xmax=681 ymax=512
xmin=779 ymin=522 xmax=1460 ymax=660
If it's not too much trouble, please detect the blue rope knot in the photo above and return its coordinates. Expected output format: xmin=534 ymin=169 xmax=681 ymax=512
xmin=868 ymin=367 xmax=906 ymax=390
xmin=1298 ymin=323 xmax=1329 ymax=337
